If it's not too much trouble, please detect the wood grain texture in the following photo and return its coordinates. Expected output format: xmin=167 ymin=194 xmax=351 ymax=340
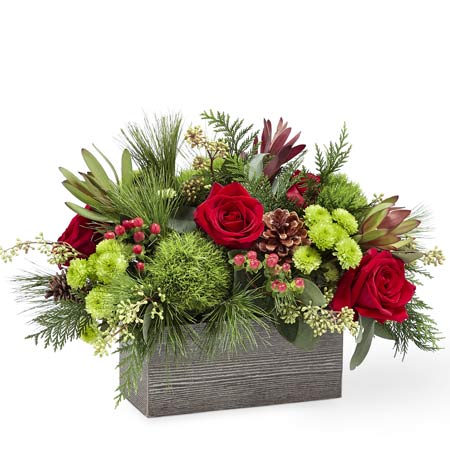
xmin=120 ymin=323 xmax=343 ymax=417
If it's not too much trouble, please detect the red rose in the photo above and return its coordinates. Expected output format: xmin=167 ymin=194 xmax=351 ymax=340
xmin=194 ymin=182 xmax=264 ymax=249
xmin=330 ymin=248 xmax=416 ymax=323
xmin=58 ymin=205 xmax=100 ymax=263
xmin=286 ymin=171 xmax=320 ymax=207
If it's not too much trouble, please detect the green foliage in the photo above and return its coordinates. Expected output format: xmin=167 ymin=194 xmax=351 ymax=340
xmin=315 ymin=123 xmax=352 ymax=183
xmin=215 ymin=153 xmax=248 ymax=184
xmin=379 ymin=297 xmax=443 ymax=358
xmin=108 ymin=169 xmax=180 ymax=235
xmin=350 ymin=316 xmax=375 ymax=370
xmin=26 ymin=301 xmax=91 ymax=351
xmin=201 ymin=287 xmax=272 ymax=356
xmin=317 ymin=173 xmax=368 ymax=219
xmin=147 ymin=232 xmax=232 ymax=314
xmin=60 ymin=148 xmax=134 ymax=223
xmin=243 ymin=173 xmax=299 ymax=213
xmin=200 ymin=110 xmax=258 ymax=156
xmin=120 ymin=114 xmax=184 ymax=182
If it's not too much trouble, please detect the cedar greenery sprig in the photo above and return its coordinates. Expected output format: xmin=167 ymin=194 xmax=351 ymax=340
xmin=315 ymin=122 xmax=352 ymax=183
xmin=200 ymin=110 xmax=258 ymax=156
xmin=378 ymin=296 xmax=443 ymax=358
xmin=26 ymin=300 xmax=91 ymax=351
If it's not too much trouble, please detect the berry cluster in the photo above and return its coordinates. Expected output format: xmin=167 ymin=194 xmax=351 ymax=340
xmin=103 ymin=217 xmax=161 ymax=273
xmin=231 ymin=251 xmax=305 ymax=298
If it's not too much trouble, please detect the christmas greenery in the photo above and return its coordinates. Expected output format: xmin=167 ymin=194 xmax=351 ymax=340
xmin=1 ymin=111 xmax=444 ymax=409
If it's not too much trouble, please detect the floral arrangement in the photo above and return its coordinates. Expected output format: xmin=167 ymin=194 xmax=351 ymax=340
xmin=1 ymin=111 xmax=444 ymax=404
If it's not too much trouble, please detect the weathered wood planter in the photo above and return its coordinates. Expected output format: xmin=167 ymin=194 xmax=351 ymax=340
xmin=120 ymin=323 xmax=343 ymax=417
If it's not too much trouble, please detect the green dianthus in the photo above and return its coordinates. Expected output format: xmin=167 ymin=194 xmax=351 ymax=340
xmin=85 ymin=286 xmax=117 ymax=320
xmin=293 ymin=246 xmax=322 ymax=275
xmin=304 ymin=205 xmax=332 ymax=227
xmin=66 ymin=258 xmax=89 ymax=289
xmin=148 ymin=231 xmax=232 ymax=314
xmin=317 ymin=173 xmax=367 ymax=219
xmin=332 ymin=208 xmax=358 ymax=235
xmin=334 ymin=237 xmax=363 ymax=270
xmin=308 ymin=223 xmax=336 ymax=251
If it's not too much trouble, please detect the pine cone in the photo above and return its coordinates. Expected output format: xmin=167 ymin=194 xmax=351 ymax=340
xmin=45 ymin=270 xmax=78 ymax=302
xmin=256 ymin=208 xmax=310 ymax=261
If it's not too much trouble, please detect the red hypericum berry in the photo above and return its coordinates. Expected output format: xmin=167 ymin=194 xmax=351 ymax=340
xmin=233 ymin=254 xmax=246 ymax=266
xmin=294 ymin=277 xmax=305 ymax=289
xmin=271 ymin=280 xmax=280 ymax=291
xmin=268 ymin=253 xmax=279 ymax=264
xmin=104 ymin=231 xmax=115 ymax=240
xmin=133 ymin=231 xmax=145 ymax=243
xmin=136 ymin=261 xmax=145 ymax=272
xmin=249 ymin=259 xmax=261 ymax=270
xmin=115 ymin=225 xmax=126 ymax=236
xmin=132 ymin=244 xmax=143 ymax=255
xmin=278 ymin=282 xmax=287 ymax=293
xmin=266 ymin=257 xmax=278 ymax=268
xmin=133 ymin=217 xmax=144 ymax=228
xmin=122 ymin=219 xmax=134 ymax=230
xmin=282 ymin=262 xmax=291 ymax=272
xmin=247 ymin=250 xmax=257 ymax=260
xmin=150 ymin=223 xmax=161 ymax=234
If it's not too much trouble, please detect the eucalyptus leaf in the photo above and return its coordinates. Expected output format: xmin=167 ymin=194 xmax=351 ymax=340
xmin=248 ymin=154 xmax=266 ymax=180
xmin=292 ymin=317 xmax=319 ymax=351
xmin=301 ymin=279 xmax=327 ymax=307
xmin=374 ymin=322 xmax=395 ymax=340
xmin=350 ymin=316 xmax=375 ymax=370
xmin=276 ymin=318 xmax=298 ymax=343
xmin=169 ymin=206 xmax=197 ymax=233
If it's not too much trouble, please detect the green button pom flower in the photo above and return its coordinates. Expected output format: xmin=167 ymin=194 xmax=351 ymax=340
xmin=85 ymin=286 xmax=117 ymax=320
xmin=308 ymin=223 xmax=337 ymax=251
xmin=66 ymin=258 xmax=89 ymax=290
xmin=304 ymin=205 xmax=332 ymax=227
xmin=332 ymin=208 xmax=358 ymax=235
xmin=293 ymin=246 xmax=322 ymax=274
xmin=334 ymin=237 xmax=363 ymax=270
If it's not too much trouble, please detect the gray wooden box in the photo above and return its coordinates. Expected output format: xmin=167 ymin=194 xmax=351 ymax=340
xmin=120 ymin=323 xmax=343 ymax=417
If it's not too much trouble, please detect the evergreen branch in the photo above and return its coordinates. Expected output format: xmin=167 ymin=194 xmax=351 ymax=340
xmin=120 ymin=114 xmax=184 ymax=181
xmin=201 ymin=288 xmax=272 ymax=357
xmin=200 ymin=110 xmax=258 ymax=156
xmin=380 ymin=297 xmax=443 ymax=359
xmin=315 ymin=123 xmax=352 ymax=182
xmin=108 ymin=169 xmax=180 ymax=235
xmin=26 ymin=301 xmax=91 ymax=351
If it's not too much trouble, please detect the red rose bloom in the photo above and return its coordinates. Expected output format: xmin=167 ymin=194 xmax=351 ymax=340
xmin=286 ymin=171 xmax=320 ymax=207
xmin=58 ymin=205 xmax=100 ymax=263
xmin=194 ymin=182 xmax=264 ymax=249
xmin=330 ymin=248 xmax=416 ymax=323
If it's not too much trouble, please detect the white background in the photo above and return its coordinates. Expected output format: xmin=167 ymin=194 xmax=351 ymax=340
xmin=0 ymin=1 xmax=449 ymax=449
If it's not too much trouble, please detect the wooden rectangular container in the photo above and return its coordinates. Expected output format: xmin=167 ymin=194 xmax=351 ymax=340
xmin=120 ymin=324 xmax=343 ymax=417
